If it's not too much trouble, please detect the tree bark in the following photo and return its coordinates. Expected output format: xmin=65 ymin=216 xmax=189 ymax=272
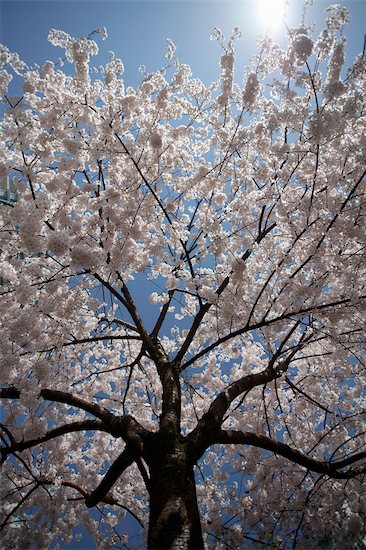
xmin=147 ymin=440 xmax=204 ymax=550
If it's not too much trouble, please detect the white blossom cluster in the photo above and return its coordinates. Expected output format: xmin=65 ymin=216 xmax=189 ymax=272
xmin=0 ymin=5 xmax=365 ymax=549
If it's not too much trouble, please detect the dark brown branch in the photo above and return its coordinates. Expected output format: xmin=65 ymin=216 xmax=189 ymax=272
xmin=180 ymin=294 xmax=365 ymax=370
xmin=136 ymin=457 xmax=151 ymax=493
xmin=99 ymin=317 xmax=139 ymax=333
xmin=150 ymin=289 xmax=175 ymax=338
xmin=122 ymin=351 xmax=145 ymax=414
xmin=63 ymin=334 xmax=141 ymax=346
xmin=0 ymin=388 xmax=116 ymax=424
xmin=267 ymin=319 xmax=302 ymax=369
xmin=205 ymin=367 xmax=279 ymax=425
xmin=93 ymin=272 xmax=130 ymax=310
xmin=2 ymin=476 xmax=144 ymax=529
xmin=285 ymin=377 xmax=337 ymax=416
xmin=118 ymin=279 xmax=151 ymax=344
xmin=0 ymin=388 xmax=151 ymax=448
xmin=114 ymin=281 xmax=181 ymax=442
xmin=246 ymin=269 xmax=276 ymax=327
xmin=113 ymin=132 xmax=173 ymax=225
xmin=0 ymin=387 xmax=21 ymax=399
xmin=176 ymin=222 xmax=276 ymax=365
xmin=187 ymin=365 xmax=281 ymax=460
xmin=59 ymin=480 xmax=144 ymax=526
xmin=85 ymin=445 xmax=137 ymax=508
xmin=289 ymin=168 xmax=366 ymax=280
xmin=1 ymin=420 xmax=109 ymax=464
xmin=0 ymin=483 xmax=39 ymax=531
xmin=214 ymin=429 xmax=366 ymax=479
xmin=64 ymin=480 xmax=145 ymax=527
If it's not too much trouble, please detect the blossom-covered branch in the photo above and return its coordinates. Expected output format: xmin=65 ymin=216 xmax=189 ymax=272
xmin=0 ymin=419 xmax=109 ymax=464
xmin=215 ymin=430 xmax=366 ymax=479
xmin=1 ymin=4 xmax=365 ymax=547
xmin=85 ymin=444 xmax=139 ymax=508
xmin=0 ymin=388 xmax=151 ymax=447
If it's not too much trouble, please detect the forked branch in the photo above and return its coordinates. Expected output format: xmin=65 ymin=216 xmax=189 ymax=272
xmin=187 ymin=365 xmax=282 ymax=459
xmin=0 ymin=419 xmax=109 ymax=464
xmin=0 ymin=387 xmax=116 ymax=424
xmin=85 ymin=444 xmax=137 ymax=508
xmin=0 ymin=388 xmax=151 ymax=447
xmin=215 ymin=429 xmax=366 ymax=479
xmin=175 ymin=221 xmax=276 ymax=365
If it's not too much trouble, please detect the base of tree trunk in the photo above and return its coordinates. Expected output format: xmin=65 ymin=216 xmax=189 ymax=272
xmin=147 ymin=444 xmax=204 ymax=550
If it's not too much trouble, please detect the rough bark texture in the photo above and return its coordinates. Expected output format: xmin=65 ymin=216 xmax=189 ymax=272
xmin=147 ymin=439 xmax=204 ymax=550
xmin=145 ymin=346 xmax=204 ymax=549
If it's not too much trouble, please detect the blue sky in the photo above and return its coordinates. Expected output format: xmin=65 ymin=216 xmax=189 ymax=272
xmin=1 ymin=0 xmax=363 ymax=345
xmin=1 ymin=1 xmax=365 ymax=92
xmin=0 ymin=0 xmax=365 ymax=548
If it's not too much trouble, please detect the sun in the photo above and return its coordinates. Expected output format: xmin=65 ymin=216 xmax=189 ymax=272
xmin=258 ymin=0 xmax=286 ymax=30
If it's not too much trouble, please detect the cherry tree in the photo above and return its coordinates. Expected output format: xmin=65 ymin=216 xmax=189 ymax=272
xmin=1 ymin=5 xmax=365 ymax=549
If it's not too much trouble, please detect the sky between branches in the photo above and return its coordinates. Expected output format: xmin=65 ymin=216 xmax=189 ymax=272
xmin=0 ymin=0 xmax=365 ymax=548
xmin=1 ymin=1 xmax=365 ymax=93
xmin=1 ymin=0 xmax=364 ymax=326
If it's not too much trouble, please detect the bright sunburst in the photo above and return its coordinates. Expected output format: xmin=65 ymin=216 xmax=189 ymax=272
xmin=258 ymin=0 xmax=286 ymax=30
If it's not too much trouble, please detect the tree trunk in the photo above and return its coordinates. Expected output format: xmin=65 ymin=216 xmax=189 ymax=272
xmin=147 ymin=441 xmax=204 ymax=550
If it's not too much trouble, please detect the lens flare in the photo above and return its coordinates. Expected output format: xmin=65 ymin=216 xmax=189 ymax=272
xmin=259 ymin=0 xmax=286 ymax=30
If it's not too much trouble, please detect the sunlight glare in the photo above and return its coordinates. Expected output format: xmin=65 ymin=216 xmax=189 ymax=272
xmin=258 ymin=0 xmax=286 ymax=30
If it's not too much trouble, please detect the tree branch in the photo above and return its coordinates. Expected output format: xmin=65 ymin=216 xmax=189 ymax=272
xmin=180 ymin=294 xmax=365 ymax=370
xmin=187 ymin=365 xmax=281 ymax=460
xmin=0 ymin=388 xmax=151 ymax=448
xmin=59 ymin=480 xmax=144 ymax=526
xmin=0 ymin=483 xmax=39 ymax=532
xmin=0 ymin=388 xmax=116 ymax=424
xmin=63 ymin=334 xmax=141 ymax=346
xmin=150 ymin=289 xmax=175 ymax=338
xmin=289 ymin=168 xmax=366 ymax=280
xmin=111 ymin=280 xmax=182 ymax=443
xmin=215 ymin=429 xmax=366 ymax=479
xmin=118 ymin=278 xmax=151 ymax=344
xmin=113 ymin=132 xmax=173 ymax=225
xmin=285 ymin=376 xmax=337 ymax=416
xmin=61 ymin=480 xmax=145 ymax=527
xmin=0 ymin=420 xmax=109 ymax=464
xmin=85 ymin=444 xmax=137 ymax=508
xmin=93 ymin=272 xmax=130 ymax=309
xmin=175 ymin=222 xmax=276 ymax=365
xmin=1 ymin=477 xmax=145 ymax=531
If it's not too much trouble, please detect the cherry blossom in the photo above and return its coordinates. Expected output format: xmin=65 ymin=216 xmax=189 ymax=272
xmin=0 ymin=6 xmax=365 ymax=549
